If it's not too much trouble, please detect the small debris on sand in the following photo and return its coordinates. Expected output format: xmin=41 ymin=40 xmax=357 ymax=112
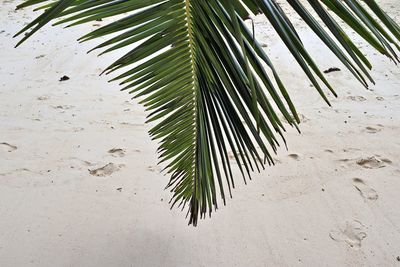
xmin=324 ymin=67 xmax=341 ymax=74
xmin=59 ymin=75 xmax=70 ymax=82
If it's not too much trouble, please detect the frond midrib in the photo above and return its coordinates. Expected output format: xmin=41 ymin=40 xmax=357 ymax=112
xmin=184 ymin=0 xmax=198 ymax=177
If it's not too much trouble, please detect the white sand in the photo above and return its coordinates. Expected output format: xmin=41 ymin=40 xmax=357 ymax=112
xmin=1 ymin=0 xmax=400 ymax=266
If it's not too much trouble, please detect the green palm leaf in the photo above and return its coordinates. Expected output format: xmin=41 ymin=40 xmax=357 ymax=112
xmin=15 ymin=0 xmax=399 ymax=225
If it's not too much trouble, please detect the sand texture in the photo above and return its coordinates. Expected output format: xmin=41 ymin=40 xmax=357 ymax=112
xmin=1 ymin=0 xmax=400 ymax=266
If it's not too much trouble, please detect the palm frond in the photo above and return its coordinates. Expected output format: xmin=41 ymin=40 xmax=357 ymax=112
xmin=15 ymin=0 xmax=400 ymax=225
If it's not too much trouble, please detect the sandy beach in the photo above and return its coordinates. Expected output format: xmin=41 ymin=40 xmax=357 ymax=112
xmin=1 ymin=0 xmax=400 ymax=266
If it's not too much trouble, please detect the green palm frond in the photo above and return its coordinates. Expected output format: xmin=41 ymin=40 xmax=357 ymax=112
xmin=15 ymin=0 xmax=400 ymax=225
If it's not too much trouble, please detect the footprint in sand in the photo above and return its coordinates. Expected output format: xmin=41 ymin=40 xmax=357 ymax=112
xmin=329 ymin=220 xmax=367 ymax=249
xmin=356 ymin=156 xmax=391 ymax=169
xmin=343 ymin=148 xmax=361 ymax=153
xmin=364 ymin=125 xmax=383 ymax=134
xmin=0 ymin=168 xmax=36 ymax=177
xmin=147 ymin=166 xmax=162 ymax=173
xmin=71 ymin=158 xmax=96 ymax=167
xmin=353 ymin=178 xmax=378 ymax=201
xmin=89 ymin=163 xmax=124 ymax=177
xmin=37 ymin=96 xmax=49 ymax=101
xmin=55 ymin=127 xmax=84 ymax=133
xmin=108 ymin=148 xmax=126 ymax=157
xmin=0 ymin=142 xmax=17 ymax=152
xmin=288 ymin=154 xmax=300 ymax=160
xmin=64 ymin=157 xmax=96 ymax=171
xmin=52 ymin=105 xmax=74 ymax=110
xmin=347 ymin=96 xmax=367 ymax=102
xmin=365 ymin=127 xmax=381 ymax=134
